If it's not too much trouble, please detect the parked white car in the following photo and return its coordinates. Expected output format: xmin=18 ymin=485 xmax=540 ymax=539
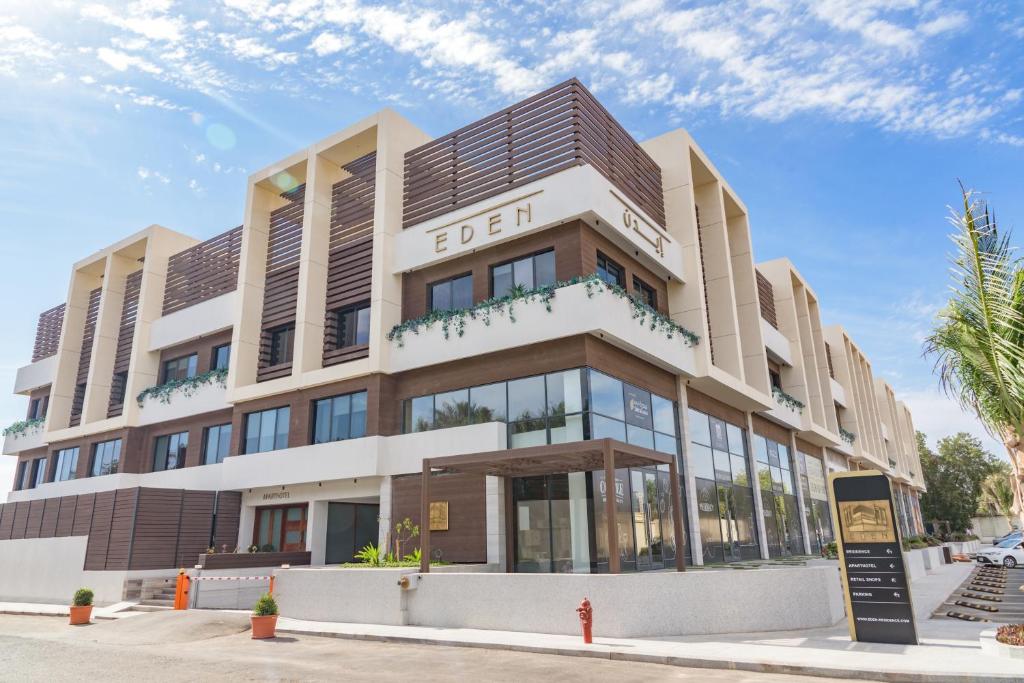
xmin=976 ymin=539 xmax=1024 ymax=568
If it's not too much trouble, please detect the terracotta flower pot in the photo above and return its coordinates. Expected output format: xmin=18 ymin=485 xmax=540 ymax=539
xmin=69 ymin=605 xmax=92 ymax=625
xmin=251 ymin=614 xmax=278 ymax=639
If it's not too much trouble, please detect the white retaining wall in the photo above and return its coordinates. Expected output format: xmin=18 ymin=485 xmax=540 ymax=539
xmin=275 ymin=565 xmax=845 ymax=638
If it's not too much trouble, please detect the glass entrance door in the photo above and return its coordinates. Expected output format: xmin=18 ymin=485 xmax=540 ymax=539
xmin=326 ymin=502 xmax=380 ymax=564
xmin=254 ymin=504 xmax=307 ymax=552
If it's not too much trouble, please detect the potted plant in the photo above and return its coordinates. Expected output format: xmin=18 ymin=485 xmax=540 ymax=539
xmin=69 ymin=588 xmax=93 ymax=625
xmin=251 ymin=593 xmax=278 ymax=639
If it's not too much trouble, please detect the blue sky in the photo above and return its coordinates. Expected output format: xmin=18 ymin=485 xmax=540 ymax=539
xmin=1 ymin=0 xmax=1022 ymax=487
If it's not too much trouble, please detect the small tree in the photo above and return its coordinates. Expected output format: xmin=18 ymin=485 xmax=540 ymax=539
xmin=393 ymin=517 xmax=420 ymax=559
xmin=920 ymin=431 xmax=999 ymax=533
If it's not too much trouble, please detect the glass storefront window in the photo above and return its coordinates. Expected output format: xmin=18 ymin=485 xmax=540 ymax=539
xmin=508 ymin=375 xmax=546 ymax=421
xmin=590 ymin=371 xmax=624 ymax=420
xmin=434 ymin=389 xmax=470 ymax=428
xmin=469 ymin=382 xmax=506 ymax=423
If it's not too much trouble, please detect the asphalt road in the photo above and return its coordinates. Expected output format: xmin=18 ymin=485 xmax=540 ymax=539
xmin=0 ymin=612 xmax=860 ymax=682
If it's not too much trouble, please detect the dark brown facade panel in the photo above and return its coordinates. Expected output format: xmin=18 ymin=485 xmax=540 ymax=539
xmin=323 ymin=234 xmax=373 ymax=367
xmin=32 ymin=303 xmax=65 ymax=363
xmin=11 ymin=501 xmax=29 ymax=539
xmin=213 ymin=491 xmax=242 ymax=552
xmin=69 ymin=287 xmax=102 ymax=427
xmin=105 ymin=488 xmax=140 ymax=570
xmin=0 ymin=502 xmax=13 ymax=540
xmin=825 ymin=343 xmax=836 ymax=380
xmin=330 ymin=152 xmax=376 ymax=249
xmin=129 ymin=488 xmax=184 ymax=570
xmin=72 ymin=493 xmax=95 ymax=536
xmin=163 ymin=226 xmax=242 ymax=316
xmin=108 ymin=269 xmax=144 ymax=418
xmin=687 ymin=388 xmax=747 ymax=428
xmin=795 ymin=437 xmax=824 ymax=458
xmin=391 ymin=473 xmax=486 ymax=564
xmin=40 ymin=497 xmax=60 ymax=538
xmin=751 ymin=413 xmax=791 ymax=445
xmin=580 ymin=227 xmax=670 ymax=314
xmin=23 ymin=500 xmax=44 ymax=539
xmin=56 ymin=495 xmax=78 ymax=537
xmin=756 ymin=270 xmax=778 ymax=330
xmin=84 ymin=491 xmax=115 ymax=570
xmin=403 ymin=79 xmax=664 ymax=229
xmin=175 ymin=491 xmax=216 ymax=565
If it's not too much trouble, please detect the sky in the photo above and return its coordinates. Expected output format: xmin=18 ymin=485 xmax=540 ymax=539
xmin=1 ymin=0 xmax=1022 ymax=488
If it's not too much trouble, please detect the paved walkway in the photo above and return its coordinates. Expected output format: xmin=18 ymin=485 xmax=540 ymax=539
xmin=2 ymin=564 xmax=1019 ymax=682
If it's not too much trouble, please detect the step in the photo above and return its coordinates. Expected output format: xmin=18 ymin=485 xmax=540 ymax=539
xmin=131 ymin=604 xmax=174 ymax=612
xmin=139 ymin=599 xmax=175 ymax=607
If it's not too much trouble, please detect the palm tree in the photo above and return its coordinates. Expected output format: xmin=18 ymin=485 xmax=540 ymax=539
xmin=924 ymin=185 xmax=1024 ymax=527
xmin=979 ymin=471 xmax=1018 ymax=529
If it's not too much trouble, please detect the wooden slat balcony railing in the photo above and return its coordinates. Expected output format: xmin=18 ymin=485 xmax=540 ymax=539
xmin=32 ymin=303 xmax=65 ymax=362
xmin=402 ymin=78 xmax=665 ymax=229
xmin=162 ymin=226 xmax=243 ymax=316
xmin=756 ymin=270 xmax=778 ymax=330
xmin=825 ymin=342 xmax=836 ymax=379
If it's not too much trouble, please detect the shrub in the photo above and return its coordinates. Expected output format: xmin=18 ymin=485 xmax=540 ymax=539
xmin=353 ymin=543 xmax=384 ymax=567
xmin=73 ymin=588 xmax=94 ymax=607
xmin=996 ymin=624 xmax=1024 ymax=646
xmin=822 ymin=542 xmax=838 ymax=559
xmin=403 ymin=548 xmax=422 ymax=564
xmin=253 ymin=593 xmax=278 ymax=617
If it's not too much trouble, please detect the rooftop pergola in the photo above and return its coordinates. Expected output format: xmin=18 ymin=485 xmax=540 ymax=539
xmin=419 ymin=438 xmax=686 ymax=574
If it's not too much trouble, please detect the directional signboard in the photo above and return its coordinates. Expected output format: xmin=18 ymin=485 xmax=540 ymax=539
xmin=828 ymin=470 xmax=918 ymax=645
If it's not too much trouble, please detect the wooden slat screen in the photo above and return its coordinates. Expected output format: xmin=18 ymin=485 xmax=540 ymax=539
xmin=323 ymin=152 xmax=376 ymax=367
xmin=162 ymin=226 xmax=242 ymax=315
xmin=69 ymin=287 xmax=102 ymax=427
xmin=108 ymin=270 xmax=143 ymax=418
xmin=213 ymin=490 xmax=242 ymax=552
xmin=696 ymin=206 xmax=714 ymax=364
xmin=32 ymin=304 xmax=65 ymax=362
xmin=825 ymin=342 xmax=836 ymax=380
xmin=756 ymin=270 xmax=778 ymax=330
xmin=402 ymin=78 xmax=665 ymax=229
xmin=257 ymin=185 xmax=305 ymax=382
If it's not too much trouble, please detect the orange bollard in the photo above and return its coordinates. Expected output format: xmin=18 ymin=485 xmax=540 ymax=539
xmin=576 ymin=597 xmax=593 ymax=644
xmin=173 ymin=569 xmax=190 ymax=610
xmin=268 ymin=575 xmax=275 ymax=596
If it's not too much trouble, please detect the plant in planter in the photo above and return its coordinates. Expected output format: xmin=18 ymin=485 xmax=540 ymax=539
xmin=997 ymin=624 xmax=1024 ymax=647
xmin=251 ymin=593 xmax=279 ymax=639
xmin=69 ymin=588 xmax=94 ymax=625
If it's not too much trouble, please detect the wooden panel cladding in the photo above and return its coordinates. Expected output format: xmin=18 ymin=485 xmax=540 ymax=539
xmin=162 ymin=226 xmax=242 ymax=315
xmin=391 ymin=472 xmax=486 ymax=563
xmin=198 ymin=550 xmax=311 ymax=569
xmin=0 ymin=488 xmax=241 ymax=572
xmin=69 ymin=287 xmax=102 ymax=427
xmin=695 ymin=206 xmax=714 ymax=364
xmin=32 ymin=303 xmax=65 ymax=362
xmin=795 ymin=437 xmax=824 ymax=458
xmin=751 ymin=413 xmax=792 ymax=446
xmin=403 ymin=78 xmax=665 ymax=229
xmin=108 ymin=269 xmax=143 ymax=418
xmin=257 ymin=185 xmax=305 ymax=383
xmin=323 ymin=236 xmax=373 ymax=367
xmin=687 ymin=388 xmax=747 ymax=429
xmin=756 ymin=270 xmax=778 ymax=330
xmin=825 ymin=342 xmax=836 ymax=379
xmin=330 ymin=152 xmax=376 ymax=249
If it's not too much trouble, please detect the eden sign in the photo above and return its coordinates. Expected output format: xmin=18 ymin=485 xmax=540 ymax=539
xmin=428 ymin=192 xmax=539 ymax=255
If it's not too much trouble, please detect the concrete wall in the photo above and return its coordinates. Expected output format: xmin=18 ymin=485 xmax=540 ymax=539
xmin=275 ymin=565 xmax=845 ymax=638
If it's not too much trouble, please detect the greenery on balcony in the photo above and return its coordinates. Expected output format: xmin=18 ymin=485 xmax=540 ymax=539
xmin=839 ymin=426 xmax=856 ymax=444
xmin=386 ymin=273 xmax=699 ymax=348
xmin=2 ymin=417 xmax=44 ymax=438
xmin=771 ymin=386 xmax=805 ymax=413
xmin=136 ymin=367 xmax=228 ymax=407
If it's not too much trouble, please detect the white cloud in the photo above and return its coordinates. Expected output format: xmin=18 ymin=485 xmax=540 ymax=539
xmin=81 ymin=2 xmax=185 ymax=43
xmin=309 ymin=31 xmax=351 ymax=56
xmin=0 ymin=18 xmax=60 ymax=77
xmin=137 ymin=166 xmax=170 ymax=183
xmin=217 ymin=35 xmax=298 ymax=68
xmin=96 ymin=47 xmax=163 ymax=74
xmin=900 ymin=386 xmax=1007 ymax=460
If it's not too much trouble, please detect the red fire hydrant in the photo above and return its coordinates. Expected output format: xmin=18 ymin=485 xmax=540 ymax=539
xmin=576 ymin=597 xmax=593 ymax=644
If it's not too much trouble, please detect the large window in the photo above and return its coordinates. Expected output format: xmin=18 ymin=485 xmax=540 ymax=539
xmin=203 ymin=424 xmax=232 ymax=465
xmin=268 ymin=325 xmax=295 ymax=366
xmin=597 ymin=252 xmax=625 ymax=287
xmin=90 ymin=439 xmax=122 ymax=477
xmin=337 ymin=303 xmax=370 ymax=348
xmin=632 ymin=276 xmax=657 ymax=309
xmin=798 ymin=451 xmax=833 ymax=553
xmin=402 ymin=368 xmax=679 ymax=456
xmin=491 ymin=250 xmax=555 ymax=298
xmin=52 ymin=447 xmax=79 ymax=482
xmin=429 ymin=274 xmax=472 ymax=312
xmin=30 ymin=457 xmax=46 ymax=489
xmin=244 ymin=407 xmax=290 ymax=454
xmin=163 ymin=354 xmax=198 ymax=382
xmin=312 ymin=391 xmax=368 ymax=444
xmin=153 ymin=431 xmax=189 ymax=472
xmin=688 ymin=409 xmax=760 ymax=563
xmin=753 ymin=435 xmax=803 ymax=558
xmin=212 ymin=344 xmax=231 ymax=371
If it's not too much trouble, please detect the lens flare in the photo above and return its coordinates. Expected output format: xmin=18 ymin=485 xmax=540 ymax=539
xmin=206 ymin=123 xmax=236 ymax=150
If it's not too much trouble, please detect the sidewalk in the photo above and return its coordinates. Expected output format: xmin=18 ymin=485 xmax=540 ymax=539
xmin=276 ymin=564 xmax=1021 ymax=683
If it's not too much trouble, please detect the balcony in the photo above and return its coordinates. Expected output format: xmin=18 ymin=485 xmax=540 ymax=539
xmin=385 ymin=279 xmax=699 ymax=377
xmin=761 ymin=318 xmax=793 ymax=366
xmin=149 ymin=291 xmax=235 ymax=352
xmin=766 ymin=387 xmax=804 ymax=431
xmin=2 ymin=418 xmax=46 ymax=455
xmin=136 ymin=370 xmax=231 ymax=425
xmin=830 ymin=377 xmax=847 ymax=407
xmin=13 ymin=354 xmax=56 ymax=395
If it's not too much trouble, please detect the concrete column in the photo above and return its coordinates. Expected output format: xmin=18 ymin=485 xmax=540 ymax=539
xmin=485 ymin=475 xmax=506 ymax=568
xmin=48 ymin=269 xmax=103 ymax=431
xmin=378 ymin=475 xmax=393 ymax=550
xmin=726 ymin=209 xmax=769 ymax=395
xmin=307 ymin=499 xmax=329 ymax=565
xmin=676 ymin=382 xmax=704 ymax=565
xmin=790 ymin=432 xmax=813 ymax=555
xmin=744 ymin=411 xmax=771 ymax=559
xmin=238 ymin=503 xmax=256 ymax=552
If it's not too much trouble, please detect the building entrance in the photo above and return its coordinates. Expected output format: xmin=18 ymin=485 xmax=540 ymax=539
xmin=325 ymin=502 xmax=380 ymax=564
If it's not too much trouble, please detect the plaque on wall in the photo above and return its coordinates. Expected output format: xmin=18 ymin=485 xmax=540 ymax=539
xmin=829 ymin=470 xmax=917 ymax=645
xmin=429 ymin=501 xmax=449 ymax=531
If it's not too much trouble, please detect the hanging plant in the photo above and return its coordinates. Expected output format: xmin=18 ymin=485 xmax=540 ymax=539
xmin=136 ymin=368 xmax=228 ymax=407
xmin=771 ymin=386 xmax=805 ymax=413
xmin=839 ymin=427 xmax=856 ymax=445
xmin=2 ymin=417 xmax=44 ymax=438
xmin=386 ymin=273 xmax=698 ymax=348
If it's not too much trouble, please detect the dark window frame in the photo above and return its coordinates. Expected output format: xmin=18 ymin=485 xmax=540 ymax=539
xmin=162 ymin=353 xmax=199 ymax=383
xmin=631 ymin=275 xmax=657 ymax=309
xmin=336 ymin=302 xmax=371 ymax=349
xmin=267 ymin=324 xmax=295 ymax=367
xmin=489 ymin=248 xmax=556 ymax=298
xmin=311 ymin=390 xmax=369 ymax=444
xmin=90 ymin=438 xmax=123 ymax=477
xmin=428 ymin=272 xmax=473 ymax=313
xmin=52 ymin=446 xmax=80 ymax=482
xmin=14 ymin=460 xmax=27 ymax=490
xmin=203 ymin=423 xmax=233 ymax=465
xmin=243 ymin=406 xmax=291 ymax=454
xmin=29 ymin=457 xmax=47 ymax=489
xmin=211 ymin=343 xmax=231 ymax=371
xmin=153 ymin=430 xmax=189 ymax=472
xmin=597 ymin=251 xmax=626 ymax=287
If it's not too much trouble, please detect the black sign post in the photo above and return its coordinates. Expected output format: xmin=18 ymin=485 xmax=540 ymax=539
xmin=828 ymin=470 xmax=917 ymax=645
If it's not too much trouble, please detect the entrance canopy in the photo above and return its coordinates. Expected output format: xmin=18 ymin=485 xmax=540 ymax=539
xmin=419 ymin=438 xmax=685 ymax=573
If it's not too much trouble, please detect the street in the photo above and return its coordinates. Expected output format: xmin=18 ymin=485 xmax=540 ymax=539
xmin=0 ymin=613 xmax=859 ymax=682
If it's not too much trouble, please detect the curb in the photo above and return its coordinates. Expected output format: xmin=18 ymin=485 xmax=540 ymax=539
xmin=276 ymin=626 xmax=1021 ymax=683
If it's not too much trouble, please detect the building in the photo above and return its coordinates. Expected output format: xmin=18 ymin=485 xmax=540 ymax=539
xmin=0 ymin=79 xmax=927 ymax=598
